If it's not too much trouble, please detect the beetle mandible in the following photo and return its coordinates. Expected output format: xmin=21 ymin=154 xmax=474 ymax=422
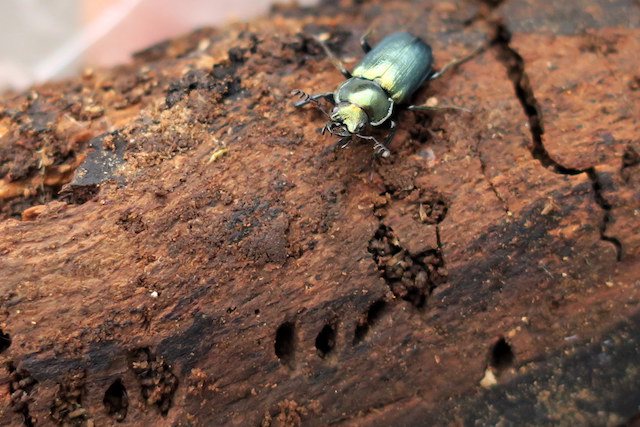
xmin=292 ymin=31 xmax=480 ymax=157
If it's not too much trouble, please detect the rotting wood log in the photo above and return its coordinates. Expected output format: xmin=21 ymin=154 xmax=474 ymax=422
xmin=1 ymin=0 xmax=639 ymax=425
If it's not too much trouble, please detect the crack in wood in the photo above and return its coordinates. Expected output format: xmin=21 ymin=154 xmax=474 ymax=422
xmin=474 ymin=135 xmax=512 ymax=215
xmin=491 ymin=21 xmax=623 ymax=261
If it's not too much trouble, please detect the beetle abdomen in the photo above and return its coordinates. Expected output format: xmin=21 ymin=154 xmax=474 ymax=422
xmin=352 ymin=32 xmax=433 ymax=104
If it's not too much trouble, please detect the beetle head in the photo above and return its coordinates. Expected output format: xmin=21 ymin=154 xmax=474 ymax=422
xmin=328 ymin=102 xmax=368 ymax=135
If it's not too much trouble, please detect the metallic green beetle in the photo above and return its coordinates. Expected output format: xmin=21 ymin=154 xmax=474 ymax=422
xmin=293 ymin=31 xmax=478 ymax=157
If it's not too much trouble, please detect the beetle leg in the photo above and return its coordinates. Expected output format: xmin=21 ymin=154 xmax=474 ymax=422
xmin=360 ymin=29 xmax=373 ymax=53
xmin=329 ymin=136 xmax=351 ymax=153
xmin=312 ymin=35 xmax=352 ymax=78
xmin=384 ymin=120 xmax=397 ymax=146
xmin=291 ymin=90 xmax=335 ymax=108
xmin=407 ymin=104 xmax=471 ymax=113
xmin=357 ymin=134 xmax=390 ymax=158
xmin=373 ymin=140 xmax=391 ymax=158
xmin=428 ymin=45 xmax=485 ymax=80
xmin=339 ymin=137 xmax=351 ymax=149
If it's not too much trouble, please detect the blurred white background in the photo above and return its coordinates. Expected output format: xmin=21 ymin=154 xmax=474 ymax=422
xmin=0 ymin=0 xmax=318 ymax=92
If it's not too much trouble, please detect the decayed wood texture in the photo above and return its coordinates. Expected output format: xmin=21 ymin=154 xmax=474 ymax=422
xmin=1 ymin=0 xmax=639 ymax=425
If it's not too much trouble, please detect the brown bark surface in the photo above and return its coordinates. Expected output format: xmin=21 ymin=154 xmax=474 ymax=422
xmin=1 ymin=0 xmax=639 ymax=425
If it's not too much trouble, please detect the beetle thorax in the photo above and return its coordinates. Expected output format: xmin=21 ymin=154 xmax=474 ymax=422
xmin=335 ymin=78 xmax=393 ymax=127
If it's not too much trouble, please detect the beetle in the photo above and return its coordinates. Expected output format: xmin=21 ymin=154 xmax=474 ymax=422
xmin=292 ymin=31 xmax=480 ymax=157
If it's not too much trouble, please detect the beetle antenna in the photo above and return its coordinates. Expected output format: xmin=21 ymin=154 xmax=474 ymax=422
xmin=407 ymin=104 xmax=472 ymax=113
xmin=291 ymin=90 xmax=330 ymax=117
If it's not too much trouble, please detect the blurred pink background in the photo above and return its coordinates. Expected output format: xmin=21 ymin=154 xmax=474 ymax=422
xmin=0 ymin=0 xmax=318 ymax=92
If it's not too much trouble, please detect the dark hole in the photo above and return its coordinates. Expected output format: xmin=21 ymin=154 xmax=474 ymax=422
xmin=405 ymin=287 xmax=426 ymax=309
xmin=354 ymin=300 xmax=387 ymax=344
xmin=480 ymin=0 xmax=505 ymax=7
xmin=367 ymin=300 xmax=387 ymax=322
xmin=103 ymin=379 xmax=128 ymax=422
xmin=490 ymin=337 xmax=515 ymax=371
xmin=622 ymin=145 xmax=639 ymax=168
xmin=58 ymin=184 xmax=99 ymax=205
xmin=0 ymin=330 xmax=11 ymax=353
xmin=274 ymin=322 xmax=295 ymax=367
xmin=315 ymin=324 xmax=336 ymax=358
xmin=354 ymin=324 xmax=368 ymax=344
xmin=23 ymin=412 xmax=35 ymax=427
xmin=254 ymin=309 xmax=260 ymax=315
xmin=418 ymin=199 xmax=448 ymax=224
